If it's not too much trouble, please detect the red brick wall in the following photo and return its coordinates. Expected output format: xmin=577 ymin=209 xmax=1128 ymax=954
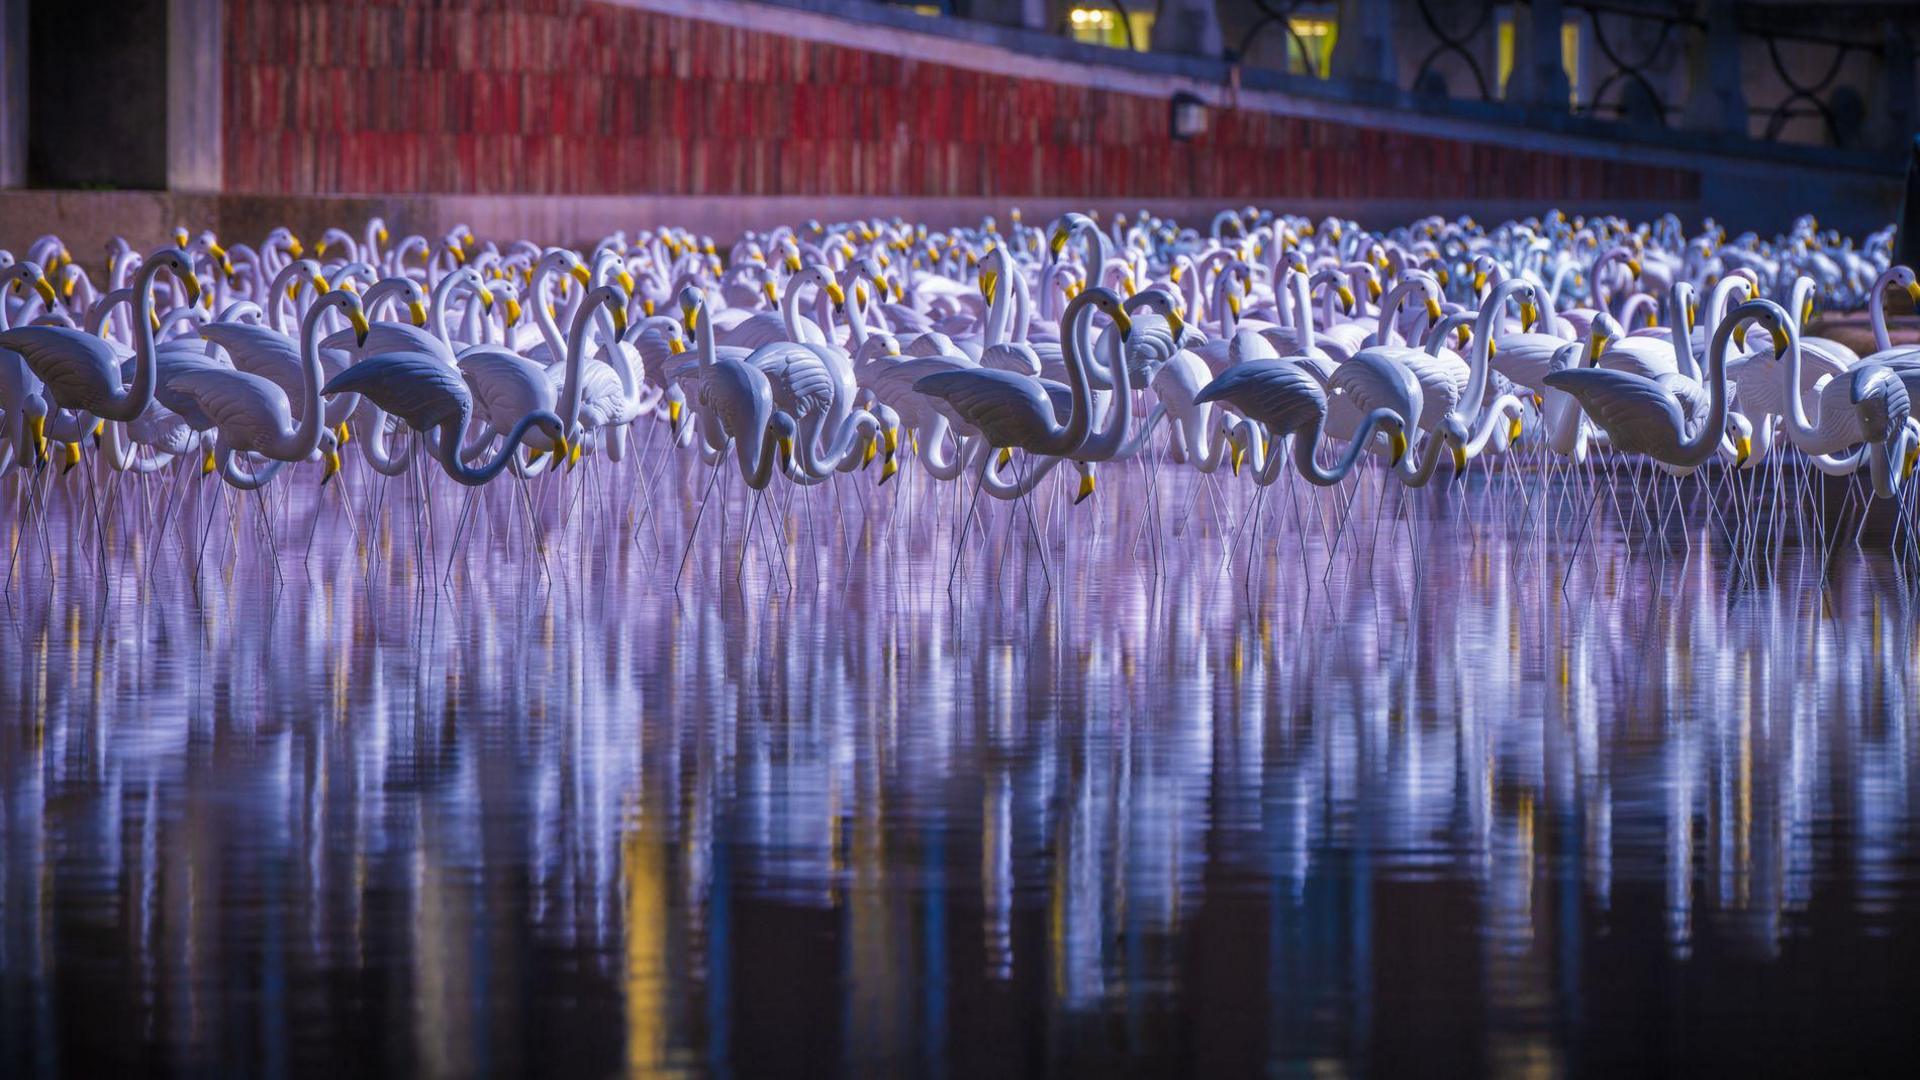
xmin=222 ymin=0 xmax=1700 ymax=203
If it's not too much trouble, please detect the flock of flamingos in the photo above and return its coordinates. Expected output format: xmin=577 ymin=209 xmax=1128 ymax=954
xmin=1 ymin=207 xmax=1917 ymax=591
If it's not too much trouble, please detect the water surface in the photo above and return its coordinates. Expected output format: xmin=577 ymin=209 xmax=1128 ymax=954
xmin=2 ymin=459 xmax=1918 ymax=1075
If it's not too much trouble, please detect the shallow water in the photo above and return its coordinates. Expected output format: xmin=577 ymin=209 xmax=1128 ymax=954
xmin=2 ymin=456 xmax=1919 ymax=1076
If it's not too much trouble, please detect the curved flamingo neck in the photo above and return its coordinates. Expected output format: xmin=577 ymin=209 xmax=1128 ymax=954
xmin=439 ymin=410 xmax=550 ymax=485
xmin=280 ymin=296 xmax=337 ymax=460
xmin=106 ymin=256 xmax=167 ymax=423
xmin=1869 ymin=267 xmax=1899 ymax=353
xmin=1295 ymin=407 xmax=1397 ymax=486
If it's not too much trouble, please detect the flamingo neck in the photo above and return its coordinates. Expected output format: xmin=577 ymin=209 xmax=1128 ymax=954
xmin=1869 ymin=268 xmax=1897 ymax=353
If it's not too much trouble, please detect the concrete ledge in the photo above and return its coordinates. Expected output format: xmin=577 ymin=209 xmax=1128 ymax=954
xmin=4 ymin=191 xmax=1698 ymax=255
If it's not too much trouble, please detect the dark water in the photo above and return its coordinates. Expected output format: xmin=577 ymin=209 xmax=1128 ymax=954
xmin=2 ymin=457 xmax=1919 ymax=1076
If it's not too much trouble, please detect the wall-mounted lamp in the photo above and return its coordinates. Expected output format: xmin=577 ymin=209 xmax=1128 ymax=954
xmin=1170 ymin=91 xmax=1208 ymax=141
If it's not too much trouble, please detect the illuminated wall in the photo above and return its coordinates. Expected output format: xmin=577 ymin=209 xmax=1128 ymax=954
xmin=221 ymin=0 xmax=1699 ymax=204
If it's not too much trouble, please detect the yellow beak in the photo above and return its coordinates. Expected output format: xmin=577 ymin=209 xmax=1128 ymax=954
xmin=408 ymin=299 xmax=429 ymax=327
xmin=321 ymin=449 xmax=341 ymax=486
xmin=1389 ymin=430 xmax=1408 ymax=467
xmin=1074 ymin=470 xmax=1096 ymax=505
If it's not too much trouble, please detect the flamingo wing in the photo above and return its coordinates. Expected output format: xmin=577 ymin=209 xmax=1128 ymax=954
xmin=0 ymin=326 xmax=122 ymax=408
xmin=1543 ymin=367 xmax=1685 ymax=453
xmin=913 ymin=368 xmax=1057 ymax=448
xmin=322 ymin=351 xmax=469 ymax=431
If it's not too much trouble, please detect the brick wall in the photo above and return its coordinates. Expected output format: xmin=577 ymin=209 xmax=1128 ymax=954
xmin=222 ymin=0 xmax=1700 ymax=203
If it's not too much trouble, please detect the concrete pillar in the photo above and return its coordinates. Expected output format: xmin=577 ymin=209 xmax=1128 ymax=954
xmin=1514 ymin=0 xmax=1571 ymax=112
xmin=1899 ymin=135 xmax=1920 ymax=266
xmin=1331 ymin=0 xmax=1396 ymax=85
xmin=0 ymin=0 xmax=24 ymax=188
xmin=167 ymin=0 xmax=222 ymax=192
xmin=1683 ymin=0 xmax=1746 ymax=136
xmin=1872 ymin=20 xmax=1915 ymax=155
xmin=1153 ymin=0 xmax=1222 ymax=56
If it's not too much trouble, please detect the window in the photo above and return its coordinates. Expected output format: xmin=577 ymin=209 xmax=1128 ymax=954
xmin=1067 ymin=6 xmax=1154 ymax=51
xmin=1494 ymin=10 xmax=1581 ymax=108
xmin=1497 ymin=16 xmax=1515 ymax=97
xmin=1286 ymin=17 xmax=1338 ymax=79
xmin=1562 ymin=20 xmax=1581 ymax=107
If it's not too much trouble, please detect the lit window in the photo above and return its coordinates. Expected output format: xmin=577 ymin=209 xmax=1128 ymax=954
xmin=1497 ymin=17 xmax=1514 ymax=97
xmin=1286 ymin=17 xmax=1337 ymax=78
xmin=1068 ymin=6 xmax=1154 ymax=51
xmin=1494 ymin=11 xmax=1581 ymax=108
xmin=1561 ymin=20 xmax=1581 ymax=108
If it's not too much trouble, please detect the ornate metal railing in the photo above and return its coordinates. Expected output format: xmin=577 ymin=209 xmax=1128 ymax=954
xmin=1233 ymin=0 xmax=1333 ymax=79
xmin=860 ymin=0 xmax=1912 ymax=154
xmin=1410 ymin=0 xmax=1498 ymax=101
xmin=1749 ymin=28 xmax=1883 ymax=146
xmin=1568 ymin=1 xmax=1693 ymax=126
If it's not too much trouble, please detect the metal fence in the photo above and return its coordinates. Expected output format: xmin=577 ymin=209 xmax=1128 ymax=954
xmin=868 ymin=0 xmax=1913 ymax=154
